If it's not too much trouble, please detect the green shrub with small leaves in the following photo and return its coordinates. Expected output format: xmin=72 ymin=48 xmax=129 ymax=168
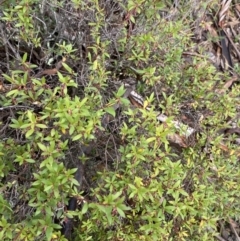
xmin=0 ymin=0 xmax=239 ymax=240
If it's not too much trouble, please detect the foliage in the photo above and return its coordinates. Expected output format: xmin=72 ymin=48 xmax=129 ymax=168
xmin=0 ymin=0 xmax=239 ymax=240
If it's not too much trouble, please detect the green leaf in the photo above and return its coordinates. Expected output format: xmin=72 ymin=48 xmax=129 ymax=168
xmin=2 ymin=74 xmax=13 ymax=83
xmin=92 ymin=60 xmax=98 ymax=70
xmin=72 ymin=134 xmax=82 ymax=141
xmin=26 ymin=159 xmax=35 ymax=163
xmin=15 ymin=5 xmax=23 ymax=9
xmin=116 ymin=85 xmax=126 ymax=97
xmin=146 ymin=137 xmax=156 ymax=143
xmin=27 ymin=111 xmax=35 ymax=122
xmin=37 ymin=143 xmax=47 ymax=151
xmin=82 ymin=203 xmax=88 ymax=214
xmin=26 ymin=128 xmax=34 ymax=138
xmin=112 ymin=191 xmax=122 ymax=200
xmin=20 ymin=123 xmax=32 ymax=129
xmin=45 ymin=227 xmax=53 ymax=241
xmin=69 ymin=125 xmax=75 ymax=135
xmin=72 ymin=178 xmax=80 ymax=186
xmin=15 ymin=23 xmax=23 ymax=27
xmin=79 ymin=97 xmax=88 ymax=108
xmin=97 ymin=205 xmax=113 ymax=225
xmin=62 ymin=62 xmax=75 ymax=75
xmin=120 ymin=97 xmax=130 ymax=106
xmin=116 ymin=207 xmax=126 ymax=218
xmin=36 ymin=124 xmax=47 ymax=128
xmin=105 ymin=107 xmax=115 ymax=117
xmin=6 ymin=89 xmax=19 ymax=97
xmin=22 ymin=53 xmax=27 ymax=62
xmin=44 ymin=185 xmax=53 ymax=192
xmin=57 ymin=71 xmax=64 ymax=83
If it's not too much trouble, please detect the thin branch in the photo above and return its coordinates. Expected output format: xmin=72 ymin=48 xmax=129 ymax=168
xmin=228 ymin=218 xmax=240 ymax=241
xmin=214 ymin=234 xmax=227 ymax=241
xmin=0 ymin=23 xmax=10 ymax=71
xmin=0 ymin=106 xmax=33 ymax=111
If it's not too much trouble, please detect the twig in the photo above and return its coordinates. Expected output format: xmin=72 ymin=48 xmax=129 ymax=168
xmin=0 ymin=23 xmax=10 ymax=71
xmin=207 ymin=225 xmax=227 ymax=241
xmin=214 ymin=235 xmax=227 ymax=241
xmin=0 ymin=0 xmax=8 ymax=5
xmin=228 ymin=218 xmax=240 ymax=241
xmin=0 ymin=23 xmax=21 ymax=62
xmin=182 ymin=51 xmax=209 ymax=59
xmin=223 ymin=28 xmax=240 ymax=61
xmin=0 ymin=106 xmax=33 ymax=111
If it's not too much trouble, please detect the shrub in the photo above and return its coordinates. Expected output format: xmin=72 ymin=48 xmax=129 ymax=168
xmin=0 ymin=0 xmax=239 ymax=240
